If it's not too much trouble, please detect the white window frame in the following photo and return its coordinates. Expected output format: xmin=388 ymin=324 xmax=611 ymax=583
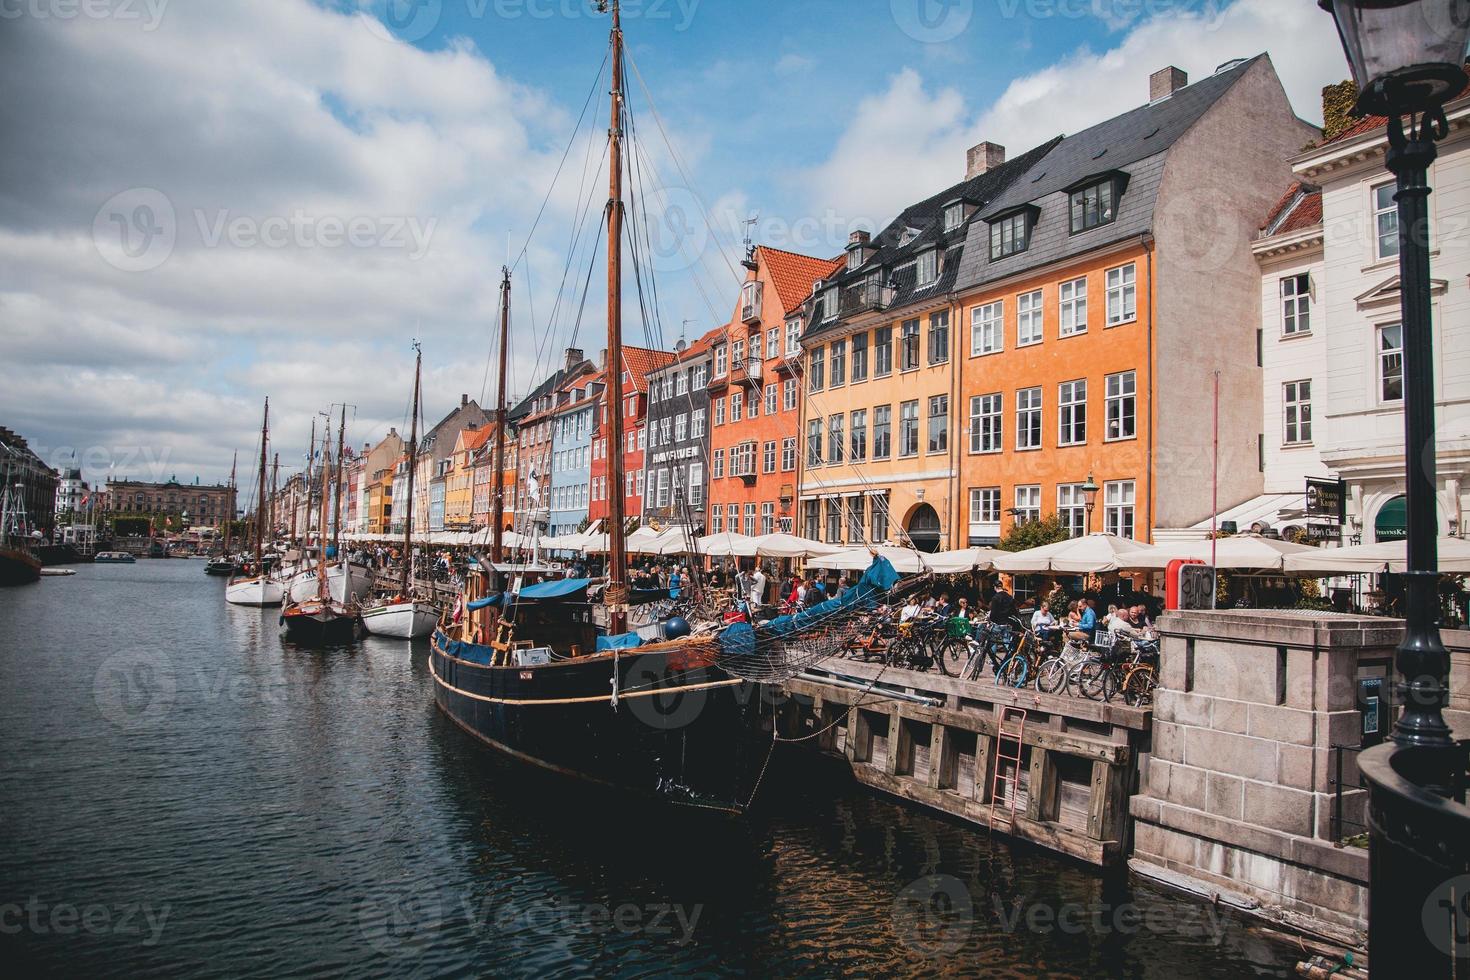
xmin=1058 ymin=379 xmax=1086 ymax=447
xmin=1059 ymin=276 xmax=1087 ymax=336
xmin=1016 ymin=386 xmax=1042 ymax=451
xmin=1013 ymin=485 xmax=1040 ymax=525
xmin=916 ymin=249 xmax=937 ymax=286
xmin=1281 ymin=273 xmax=1311 ymax=336
xmin=1283 ymin=379 xmax=1312 ymax=445
xmin=970 ymin=392 xmax=1002 ymax=454
xmin=971 ymin=301 xmax=1004 ymax=356
xmin=1105 ymin=263 xmax=1137 ymax=326
xmin=1017 ymin=289 xmax=1044 ymax=346
xmin=1378 ymin=323 xmax=1403 ymax=403
xmin=1057 ymin=484 xmax=1086 ymax=538
xmin=1104 ymin=480 xmax=1136 ymax=540
xmin=1105 ymin=370 xmax=1137 ymax=441
xmin=1373 ymin=181 xmax=1399 ymax=261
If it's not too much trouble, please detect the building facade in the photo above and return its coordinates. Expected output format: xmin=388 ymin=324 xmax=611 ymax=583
xmin=548 ymin=372 xmax=602 ymax=538
xmin=0 ymin=427 xmax=59 ymax=538
xmin=510 ymin=348 xmax=595 ymax=536
xmin=411 ymin=394 xmax=490 ymax=534
xmin=642 ymin=329 xmax=719 ymax=529
xmin=709 ymin=246 xmax=841 ymax=539
xmin=589 ymin=347 xmax=673 ymax=529
xmin=106 ymin=476 xmax=236 ymax=530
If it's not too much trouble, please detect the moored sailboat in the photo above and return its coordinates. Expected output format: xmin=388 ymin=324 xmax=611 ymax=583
xmin=226 ymin=398 xmax=285 ymax=607
xmin=0 ymin=466 xmax=41 ymax=587
xmin=281 ymin=432 xmax=358 ymax=643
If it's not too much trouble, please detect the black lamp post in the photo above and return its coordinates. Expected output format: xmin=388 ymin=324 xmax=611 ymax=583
xmin=1082 ymin=472 xmax=1100 ymax=535
xmin=1321 ymin=2 xmax=1470 ymax=973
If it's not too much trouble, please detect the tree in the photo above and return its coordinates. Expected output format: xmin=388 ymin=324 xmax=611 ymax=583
xmin=998 ymin=514 xmax=1069 ymax=553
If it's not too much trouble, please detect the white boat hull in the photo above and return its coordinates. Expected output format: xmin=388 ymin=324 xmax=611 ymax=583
xmin=360 ymin=600 xmax=439 ymax=639
xmin=226 ymin=576 xmax=285 ymax=607
xmin=286 ymin=561 xmax=375 ymax=605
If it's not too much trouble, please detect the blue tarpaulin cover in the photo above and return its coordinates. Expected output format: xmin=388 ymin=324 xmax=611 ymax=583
xmin=718 ymin=556 xmax=899 ymax=659
xmin=594 ymin=632 xmax=644 ymax=652
xmin=467 ymin=578 xmax=592 ymax=611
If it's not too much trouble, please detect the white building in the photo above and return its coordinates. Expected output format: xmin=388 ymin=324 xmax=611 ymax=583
xmin=54 ymin=466 xmax=88 ymax=518
xmin=1250 ymin=93 xmax=1470 ymax=544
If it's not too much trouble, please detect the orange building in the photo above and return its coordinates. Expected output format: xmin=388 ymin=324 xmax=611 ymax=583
xmin=708 ymin=246 xmax=842 ymax=537
xmin=589 ymin=346 xmax=675 ymax=528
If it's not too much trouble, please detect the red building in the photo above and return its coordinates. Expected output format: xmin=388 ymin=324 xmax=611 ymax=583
xmin=707 ymin=246 xmax=843 ymax=537
xmin=589 ymin=346 xmax=675 ymax=528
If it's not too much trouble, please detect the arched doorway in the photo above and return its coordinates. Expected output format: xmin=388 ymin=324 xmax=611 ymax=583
xmin=906 ymin=503 xmax=942 ymax=553
xmin=1375 ymin=495 xmax=1407 ymax=542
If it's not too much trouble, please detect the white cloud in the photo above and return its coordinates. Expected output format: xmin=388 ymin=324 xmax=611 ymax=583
xmin=802 ymin=0 xmax=1346 ymax=223
xmin=774 ymin=53 xmax=814 ymax=76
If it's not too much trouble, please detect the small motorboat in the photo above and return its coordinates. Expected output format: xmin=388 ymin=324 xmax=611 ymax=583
xmin=204 ymin=555 xmax=237 ymax=576
xmin=39 ymin=567 xmax=77 ymax=577
xmin=93 ymin=551 xmax=137 ymax=564
xmin=226 ymin=574 xmax=285 ymax=607
xmin=360 ymin=597 xmax=440 ymax=639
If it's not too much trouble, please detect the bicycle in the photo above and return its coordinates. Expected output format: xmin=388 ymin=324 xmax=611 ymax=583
xmin=1077 ymin=633 xmax=1159 ymax=704
xmin=994 ymin=626 xmax=1040 ymax=688
xmin=1035 ymin=635 xmax=1094 ymax=696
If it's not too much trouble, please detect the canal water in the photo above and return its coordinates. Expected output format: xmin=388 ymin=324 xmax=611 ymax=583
xmin=0 ymin=560 xmax=1298 ymax=977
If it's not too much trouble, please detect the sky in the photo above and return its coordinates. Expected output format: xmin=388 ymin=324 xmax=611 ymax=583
xmin=0 ymin=0 xmax=1350 ymax=493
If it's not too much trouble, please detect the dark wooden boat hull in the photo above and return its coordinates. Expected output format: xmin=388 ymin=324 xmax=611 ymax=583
xmin=0 ymin=547 xmax=42 ymax=586
xmin=430 ymin=630 xmax=772 ymax=814
xmin=281 ymin=607 xmax=359 ymax=644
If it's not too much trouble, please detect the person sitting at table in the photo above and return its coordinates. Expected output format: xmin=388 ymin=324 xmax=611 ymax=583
xmin=1031 ymin=603 xmax=1057 ymax=634
xmin=1068 ymin=599 xmax=1097 ymax=644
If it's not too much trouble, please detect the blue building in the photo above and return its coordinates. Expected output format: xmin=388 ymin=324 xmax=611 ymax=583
xmin=547 ymin=374 xmax=602 ymax=538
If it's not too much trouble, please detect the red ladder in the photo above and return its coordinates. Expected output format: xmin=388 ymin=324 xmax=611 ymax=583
xmin=988 ymin=707 xmax=1028 ymax=832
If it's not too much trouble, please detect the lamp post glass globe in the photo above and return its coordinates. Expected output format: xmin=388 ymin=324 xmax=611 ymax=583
xmin=1319 ymin=0 xmax=1470 ymax=115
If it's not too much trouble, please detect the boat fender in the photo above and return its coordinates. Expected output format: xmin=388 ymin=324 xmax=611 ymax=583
xmin=662 ymin=616 xmax=691 ymax=640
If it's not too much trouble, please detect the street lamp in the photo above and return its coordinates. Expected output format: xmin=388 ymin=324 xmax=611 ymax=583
xmin=1322 ymin=0 xmax=1469 ymax=750
xmin=1081 ymin=472 xmax=1100 ymax=535
xmin=1320 ymin=3 xmax=1470 ymax=974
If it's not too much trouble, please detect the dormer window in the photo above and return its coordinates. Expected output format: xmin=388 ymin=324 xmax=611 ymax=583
xmin=916 ymin=249 xmax=938 ymax=286
xmin=1067 ymin=172 xmax=1129 ymax=234
xmin=822 ymin=286 xmax=838 ymax=321
xmin=944 ymin=203 xmax=965 ymax=232
xmin=846 ymin=249 xmax=862 ymax=272
xmin=988 ymin=206 xmax=1036 ymax=260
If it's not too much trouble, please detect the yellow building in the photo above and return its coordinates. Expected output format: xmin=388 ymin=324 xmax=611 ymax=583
xmin=444 ymin=425 xmax=491 ymax=531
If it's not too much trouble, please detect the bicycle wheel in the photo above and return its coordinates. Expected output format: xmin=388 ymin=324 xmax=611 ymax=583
xmin=1076 ymin=659 xmax=1109 ymax=700
xmin=935 ymin=638 xmax=969 ymax=677
xmin=1035 ymin=657 xmax=1068 ymax=694
xmin=998 ymin=654 xmax=1028 ymax=688
xmin=1122 ymin=664 xmax=1158 ymax=706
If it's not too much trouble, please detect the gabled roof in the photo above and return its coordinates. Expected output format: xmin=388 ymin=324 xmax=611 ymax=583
xmin=758 ymin=246 xmax=845 ymax=315
xmin=618 ymin=346 xmax=676 ymax=393
xmin=508 ymin=358 xmax=595 ymax=423
xmin=455 ymin=425 xmax=493 ymax=455
xmin=649 ymin=326 xmax=724 ymax=375
xmin=1260 ymin=182 xmax=1322 ymax=237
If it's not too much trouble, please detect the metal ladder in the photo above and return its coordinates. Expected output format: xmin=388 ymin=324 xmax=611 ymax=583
xmin=988 ymin=707 xmax=1028 ymax=831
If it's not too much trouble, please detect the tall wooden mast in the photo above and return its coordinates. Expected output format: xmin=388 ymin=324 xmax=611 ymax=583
xmin=492 ymin=267 xmax=510 ymax=566
xmin=400 ymin=343 xmax=422 ymax=598
xmin=317 ymin=439 xmax=332 ymax=600
xmin=332 ymin=405 xmax=346 ymax=557
xmin=604 ymin=0 xmax=628 ymax=632
xmin=224 ymin=451 xmax=237 ymax=553
xmin=255 ymin=399 xmax=269 ymax=572
xmin=304 ymin=416 xmax=316 ymax=544
xmin=269 ymin=452 xmax=279 ymax=542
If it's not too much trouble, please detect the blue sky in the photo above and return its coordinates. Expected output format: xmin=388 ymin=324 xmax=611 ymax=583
xmin=0 ymin=0 xmax=1347 ymax=490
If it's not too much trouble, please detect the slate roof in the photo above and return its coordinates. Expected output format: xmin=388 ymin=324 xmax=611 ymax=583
xmin=508 ymin=357 xmax=595 ymax=424
xmin=954 ymin=55 xmax=1265 ymax=292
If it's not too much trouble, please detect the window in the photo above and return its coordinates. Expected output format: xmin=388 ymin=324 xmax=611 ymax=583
xmin=1013 ymin=485 xmax=1040 ymax=525
xmin=656 ymin=469 xmax=669 ymax=507
xmin=785 ymin=319 xmax=801 ymax=355
xmin=807 ymin=419 xmax=823 ymax=466
xmin=874 ymin=326 xmax=894 ymax=376
xmin=1016 ymin=387 xmax=1042 ymax=450
xmin=802 ymin=499 xmax=820 ymax=540
xmin=732 ymin=441 xmax=757 ymax=478
xmin=822 ymin=287 xmax=837 ymax=321
xmin=1282 ymin=274 xmax=1311 ymax=335
xmin=660 ymin=417 xmax=671 ymax=445
xmin=899 ymin=400 xmax=919 ymax=457
xmin=1058 ymin=379 xmax=1086 ymax=446
xmin=763 ymin=440 xmax=777 ymax=474
xmin=675 ymin=370 xmax=688 ymax=396
xmin=732 ymin=338 xmax=745 ymax=371
xmin=847 ymin=248 xmax=862 ymax=272
xmin=850 ymin=409 xmax=867 ymax=462
xmin=714 ymin=397 xmax=725 ymax=426
xmin=825 ymin=498 xmax=842 ymax=543
xmin=1379 ymin=324 xmax=1403 ymax=402
xmin=870 ymin=492 xmax=889 ymax=543
xmin=688 ymin=463 xmax=704 ymax=506
xmin=944 ymin=202 xmax=965 ymax=232
xmin=783 ymin=378 xmax=797 ymax=411
xmin=1069 ymin=178 xmax=1116 ymax=233
xmin=692 ymin=363 xmax=708 ymax=388
xmin=847 ymin=496 xmax=866 ymax=543
xmin=851 ymin=331 xmax=868 ymax=382
xmin=692 ymin=409 xmax=706 ymax=437
xmin=828 ymin=414 xmax=845 ymax=464
xmin=916 ymin=249 xmax=937 ymax=285
xmin=927 ymin=395 xmax=948 ymax=453
xmin=711 ymin=506 xmax=723 ymax=533
xmin=746 ymin=387 xmax=758 ymax=419
xmin=713 ymin=448 xmax=724 ymax=479
xmin=1105 ymin=371 xmax=1136 ymax=440
xmin=781 ymin=437 xmax=797 ymax=471
xmin=971 ymin=301 xmax=1003 ymax=355
xmin=898 ymin=319 xmax=921 ymax=371
xmin=761 ymin=501 xmax=775 ymax=535
xmin=1104 ymin=480 xmax=1135 ymax=539
xmin=969 ymin=393 xmax=1002 ymax=453
xmin=1017 ymin=289 xmax=1043 ymax=346
xmin=1057 ymin=484 xmax=1087 ymax=538
xmin=764 ymin=384 xmax=777 ymax=416
xmin=1105 ymin=264 xmax=1136 ymax=326
xmin=1284 ymin=380 xmax=1312 ymax=444
xmin=766 ymin=327 xmax=780 ymax=359
xmin=727 ymin=503 xmax=740 ymax=534
xmin=1374 ymin=182 xmax=1398 ymax=260
xmin=1058 ymin=276 xmax=1087 ymax=337
xmin=626 ymin=472 xmax=635 ymax=498
xmin=928 ymin=311 xmax=949 ymax=364
xmin=990 ymin=211 xmax=1029 ymax=259
xmin=674 ymin=414 xmax=687 ymax=442
xmin=714 ymin=345 xmax=728 ymax=377
xmin=626 ymin=430 xmax=636 ymax=453
xmin=730 ymin=393 xmax=742 ymax=423
xmin=830 ymin=339 xmax=847 ymax=386
xmin=873 ymin=406 xmax=891 ymax=459
xmin=969 ymin=488 xmax=1001 ymax=535
xmin=808 ymin=346 xmax=824 ymax=392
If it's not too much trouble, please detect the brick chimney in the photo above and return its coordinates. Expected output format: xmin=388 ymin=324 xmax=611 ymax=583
xmin=1150 ymin=66 xmax=1187 ymax=101
xmin=565 ymin=347 xmax=584 ymax=370
xmin=461 ymin=393 xmax=469 ymax=407
xmin=966 ymin=141 xmax=1005 ymax=179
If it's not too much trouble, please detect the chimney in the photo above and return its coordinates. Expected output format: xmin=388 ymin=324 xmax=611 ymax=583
xmin=848 ymin=230 xmax=870 ymax=248
xmin=1150 ymin=66 xmax=1187 ymax=101
xmin=965 ymin=141 xmax=1005 ymax=179
xmin=598 ymin=348 xmax=608 ymax=369
xmin=461 ymin=393 xmax=469 ymax=407
xmin=565 ymin=347 xmax=584 ymax=370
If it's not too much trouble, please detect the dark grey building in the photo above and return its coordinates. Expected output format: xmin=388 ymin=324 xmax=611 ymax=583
xmin=641 ymin=328 xmax=719 ymax=530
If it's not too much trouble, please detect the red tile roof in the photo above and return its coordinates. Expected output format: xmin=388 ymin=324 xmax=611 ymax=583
xmin=1260 ymin=182 xmax=1322 ymax=236
xmin=758 ymin=246 xmax=845 ymax=315
xmin=1323 ymin=83 xmax=1470 ymax=146
xmin=458 ymin=425 xmax=493 ymax=453
xmin=617 ymin=346 xmax=675 ymax=393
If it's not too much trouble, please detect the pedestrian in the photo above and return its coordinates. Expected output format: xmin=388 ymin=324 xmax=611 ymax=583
xmin=748 ymin=564 xmax=767 ymax=609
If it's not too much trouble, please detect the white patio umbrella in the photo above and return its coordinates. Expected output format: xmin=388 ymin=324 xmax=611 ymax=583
xmin=807 ymin=545 xmax=1000 ymax=574
xmin=749 ymin=532 xmax=841 ymax=559
xmin=991 ymin=533 xmax=1166 ymax=574
xmin=1282 ymin=536 xmax=1470 ymax=575
xmin=695 ymin=532 xmax=759 ymax=557
xmin=1126 ymin=533 xmax=1320 ymax=571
